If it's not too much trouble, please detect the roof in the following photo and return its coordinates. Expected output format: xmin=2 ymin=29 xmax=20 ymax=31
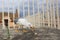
xmin=0 ymin=12 xmax=13 ymax=20
xmin=0 ymin=10 xmax=18 ymax=19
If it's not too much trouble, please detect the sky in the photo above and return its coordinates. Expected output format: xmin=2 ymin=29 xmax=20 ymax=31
xmin=0 ymin=0 xmax=46 ymax=11
xmin=0 ymin=0 xmax=60 ymax=17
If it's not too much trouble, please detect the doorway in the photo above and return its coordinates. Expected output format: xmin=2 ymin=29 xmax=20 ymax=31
xmin=4 ymin=19 xmax=8 ymax=26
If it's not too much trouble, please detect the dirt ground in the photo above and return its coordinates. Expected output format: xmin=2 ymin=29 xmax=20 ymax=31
xmin=0 ymin=26 xmax=60 ymax=40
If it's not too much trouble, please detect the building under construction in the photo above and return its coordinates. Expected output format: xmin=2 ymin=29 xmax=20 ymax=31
xmin=0 ymin=9 xmax=18 ymax=28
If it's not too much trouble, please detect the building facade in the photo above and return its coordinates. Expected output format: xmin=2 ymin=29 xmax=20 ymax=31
xmin=0 ymin=9 xmax=19 ymax=28
xmin=25 ymin=13 xmax=60 ymax=29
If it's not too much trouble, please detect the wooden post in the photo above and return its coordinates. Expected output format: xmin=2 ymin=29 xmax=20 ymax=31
xmin=46 ymin=0 xmax=50 ymax=27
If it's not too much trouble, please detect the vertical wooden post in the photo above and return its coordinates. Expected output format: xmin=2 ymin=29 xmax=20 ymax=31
xmin=23 ymin=0 xmax=25 ymax=18
xmin=42 ymin=0 xmax=45 ymax=27
xmin=12 ymin=0 xmax=15 ymax=29
xmin=53 ymin=0 xmax=56 ymax=28
xmin=50 ymin=0 xmax=52 ymax=28
xmin=46 ymin=0 xmax=50 ymax=27
xmin=18 ymin=0 xmax=20 ymax=28
xmin=56 ymin=0 xmax=59 ymax=29
xmin=2 ymin=0 xmax=4 ymax=29
xmin=37 ymin=0 xmax=40 ymax=28
xmin=32 ymin=0 xmax=35 ymax=27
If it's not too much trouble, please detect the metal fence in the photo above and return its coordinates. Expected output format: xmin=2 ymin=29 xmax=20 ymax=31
xmin=0 ymin=0 xmax=60 ymax=29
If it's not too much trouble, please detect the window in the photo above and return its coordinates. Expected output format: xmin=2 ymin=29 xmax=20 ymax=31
xmin=45 ymin=23 xmax=48 ymax=26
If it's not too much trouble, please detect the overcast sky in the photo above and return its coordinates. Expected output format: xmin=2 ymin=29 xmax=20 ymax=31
xmin=0 ymin=0 xmax=60 ymax=11
xmin=0 ymin=0 xmax=45 ymax=12
xmin=0 ymin=0 xmax=60 ymax=17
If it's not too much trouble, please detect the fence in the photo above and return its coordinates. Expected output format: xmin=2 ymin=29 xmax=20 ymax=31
xmin=0 ymin=0 xmax=60 ymax=29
